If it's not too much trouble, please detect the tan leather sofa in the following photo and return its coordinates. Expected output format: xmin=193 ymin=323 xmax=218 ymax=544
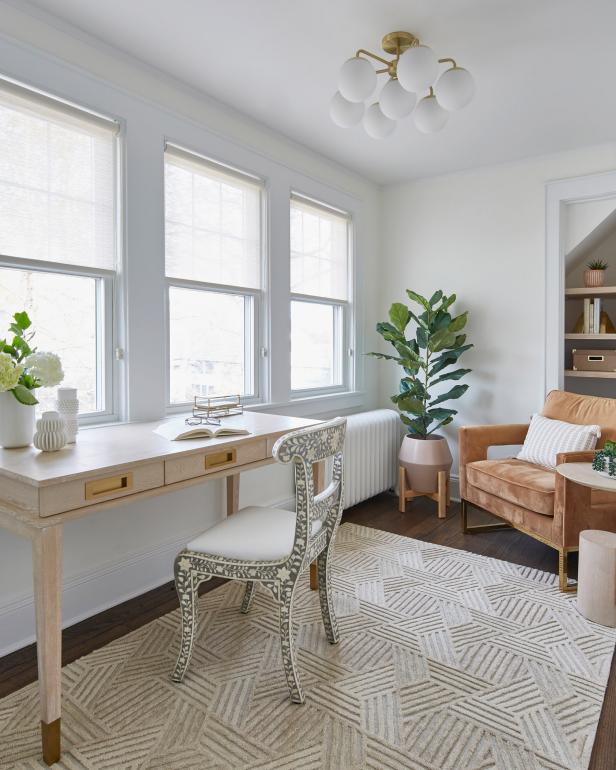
xmin=459 ymin=390 xmax=616 ymax=591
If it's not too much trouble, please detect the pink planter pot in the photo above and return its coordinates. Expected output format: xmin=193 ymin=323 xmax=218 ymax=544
xmin=399 ymin=434 xmax=453 ymax=493
xmin=584 ymin=269 xmax=606 ymax=288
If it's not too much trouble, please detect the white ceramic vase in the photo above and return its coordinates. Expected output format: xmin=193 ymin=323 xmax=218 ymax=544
xmin=0 ymin=390 xmax=36 ymax=448
xmin=33 ymin=411 xmax=67 ymax=452
xmin=56 ymin=387 xmax=79 ymax=443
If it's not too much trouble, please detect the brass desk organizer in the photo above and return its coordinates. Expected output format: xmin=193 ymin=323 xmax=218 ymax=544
xmin=192 ymin=395 xmax=243 ymax=420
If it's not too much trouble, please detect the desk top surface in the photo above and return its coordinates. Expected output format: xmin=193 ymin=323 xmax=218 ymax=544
xmin=0 ymin=412 xmax=318 ymax=486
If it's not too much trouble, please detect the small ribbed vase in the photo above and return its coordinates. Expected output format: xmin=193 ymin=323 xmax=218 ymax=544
xmin=56 ymin=387 xmax=79 ymax=443
xmin=33 ymin=411 xmax=67 ymax=452
xmin=584 ymin=269 xmax=606 ymax=288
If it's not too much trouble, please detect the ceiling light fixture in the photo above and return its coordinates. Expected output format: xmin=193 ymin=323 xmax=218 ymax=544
xmin=330 ymin=31 xmax=474 ymax=139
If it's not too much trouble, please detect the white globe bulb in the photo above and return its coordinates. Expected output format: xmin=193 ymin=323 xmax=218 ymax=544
xmin=397 ymin=45 xmax=438 ymax=93
xmin=435 ymin=66 xmax=475 ymax=111
xmin=413 ymin=95 xmax=449 ymax=133
xmin=338 ymin=57 xmax=377 ymax=103
xmin=379 ymin=78 xmax=416 ymax=120
xmin=330 ymin=91 xmax=365 ymax=127
xmin=363 ymin=103 xmax=395 ymax=139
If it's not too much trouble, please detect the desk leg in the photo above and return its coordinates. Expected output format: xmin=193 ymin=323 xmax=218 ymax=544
xmin=310 ymin=461 xmax=326 ymax=591
xmin=227 ymin=473 xmax=240 ymax=516
xmin=32 ymin=525 xmax=63 ymax=766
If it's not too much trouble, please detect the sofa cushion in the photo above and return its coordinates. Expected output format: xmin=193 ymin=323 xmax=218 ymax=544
xmin=517 ymin=413 xmax=600 ymax=469
xmin=543 ymin=390 xmax=616 ymax=445
xmin=466 ymin=458 xmax=555 ymax=516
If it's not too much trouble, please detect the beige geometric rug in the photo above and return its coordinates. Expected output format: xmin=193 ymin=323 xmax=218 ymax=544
xmin=1 ymin=523 xmax=615 ymax=770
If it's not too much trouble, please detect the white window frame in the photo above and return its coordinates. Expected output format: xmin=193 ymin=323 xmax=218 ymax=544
xmin=0 ymin=255 xmax=118 ymax=422
xmin=163 ymin=144 xmax=267 ymax=412
xmin=289 ymin=193 xmax=354 ymax=399
xmin=0 ymin=78 xmax=121 ymax=424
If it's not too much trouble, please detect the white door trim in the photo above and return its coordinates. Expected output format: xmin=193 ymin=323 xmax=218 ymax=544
xmin=545 ymin=169 xmax=616 ymax=394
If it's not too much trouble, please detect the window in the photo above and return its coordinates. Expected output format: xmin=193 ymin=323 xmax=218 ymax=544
xmin=0 ymin=79 xmax=118 ymax=415
xmin=290 ymin=194 xmax=351 ymax=392
xmin=164 ymin=144 xmax=263 ymax=405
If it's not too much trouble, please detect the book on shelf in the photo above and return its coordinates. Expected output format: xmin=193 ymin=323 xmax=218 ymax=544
xmin=584 ymin=298 xmax=590 ymax=333
xmin=594 ymin=298 xmax=602 ymax=333
xmin=154 ymin=419 xmax=250 ymax=441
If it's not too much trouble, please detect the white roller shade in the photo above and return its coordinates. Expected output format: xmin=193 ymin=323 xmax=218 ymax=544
xmin=164 ymin=143 xmax=263 ymax=289
xmin=0 ymin=78 xmax=119 ymax=271
xmin=290 ymin=193 xmax=350 ymax=301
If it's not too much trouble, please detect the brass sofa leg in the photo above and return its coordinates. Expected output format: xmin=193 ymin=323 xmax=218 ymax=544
xmin=558 ymin=549 xmax=577 ymax=593
xmin=461 ymin=499 xmax=512 ymax=534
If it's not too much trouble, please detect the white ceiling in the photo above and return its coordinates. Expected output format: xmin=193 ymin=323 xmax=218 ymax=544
xmin=21 ymin=0 xmax=616 ymax=184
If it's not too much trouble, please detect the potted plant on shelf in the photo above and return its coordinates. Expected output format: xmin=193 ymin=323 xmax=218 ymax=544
xmin=584 ymin=259 xmax=608 ymax=288
xmin=370 ymin=290 xmax=472 ymax=493
xmin=0 ymin=311 xmax=64 ymax=448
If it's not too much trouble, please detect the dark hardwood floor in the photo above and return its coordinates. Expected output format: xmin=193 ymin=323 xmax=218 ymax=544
xmin=0 ymin=495 xmax=614 ymax=769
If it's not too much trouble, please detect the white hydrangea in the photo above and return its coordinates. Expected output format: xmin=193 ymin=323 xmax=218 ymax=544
xmin=24 ymin=352 xmax=64 ymax=388
xmin=0 ymin=353 xmax=22 ymax=392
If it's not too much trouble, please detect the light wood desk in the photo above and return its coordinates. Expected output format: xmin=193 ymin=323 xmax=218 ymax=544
xmin=0 ymin=411 xmax=319 ymax=765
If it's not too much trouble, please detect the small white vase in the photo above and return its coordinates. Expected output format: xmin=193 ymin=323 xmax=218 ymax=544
xmin=33 ymin=411 xmax=67 ymax=452
xmin=0 ymin=390 xmax=36 ymax=448
xmin=56 ymin=387 xmax=79 ymax=443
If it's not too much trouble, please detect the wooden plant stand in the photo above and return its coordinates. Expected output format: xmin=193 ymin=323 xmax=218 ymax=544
xmin=399 ymin=466 xmax=450 ymax=518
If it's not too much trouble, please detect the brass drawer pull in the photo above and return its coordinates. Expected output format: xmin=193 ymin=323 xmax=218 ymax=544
xmin=205 ymin=449 xmax=237 ymax=470
xmin=85 ymin=473 xmax=133 ymax=499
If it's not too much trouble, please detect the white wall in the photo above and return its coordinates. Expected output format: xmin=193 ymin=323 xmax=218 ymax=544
xmin=379 ymin=143 xmax=616 ymax=479
xmin=0 ymin=5 xmax=382 ymax=654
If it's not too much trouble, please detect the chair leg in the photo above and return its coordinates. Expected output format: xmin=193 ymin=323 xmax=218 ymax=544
xmin=279 ymin=583 xmax=304 ymax=704
xmin=317 ymin=548 xmax=339 ymax=645
xmin=171 ymin=556 xmax=203 ymax=683
xmin=461 ymin=498 xmax=511 ymax=534
xmin=241 ymin=581 xmax=256 ymax=614
xmin=559 ymin=549 xmax=577 ymax=593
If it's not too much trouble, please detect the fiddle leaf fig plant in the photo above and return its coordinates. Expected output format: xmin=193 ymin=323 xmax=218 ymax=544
xmin=369 ymin=289 xmax=473 ymax=438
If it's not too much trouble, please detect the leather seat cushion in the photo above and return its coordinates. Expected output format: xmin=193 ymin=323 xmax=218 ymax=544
xmin=466 ymin=459 xmax=555 ymax=516
xmin=187 ymin=506 xmax=322 ymax=561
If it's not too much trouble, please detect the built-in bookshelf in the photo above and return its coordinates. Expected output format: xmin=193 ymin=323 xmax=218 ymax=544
xmin=564 ymin=285 xmax=616 ymax=390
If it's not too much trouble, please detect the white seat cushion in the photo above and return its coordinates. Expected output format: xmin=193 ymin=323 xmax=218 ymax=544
xmin=186 ymin=506 xmax=323 ymax=561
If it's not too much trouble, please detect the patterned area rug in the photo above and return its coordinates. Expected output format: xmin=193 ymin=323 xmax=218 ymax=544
xmin=1 ymin=523 xmax=615 ymax=770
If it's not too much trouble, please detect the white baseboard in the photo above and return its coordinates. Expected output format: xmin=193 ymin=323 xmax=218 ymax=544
xmin=0 ymin=483 xmax=459 ymax=658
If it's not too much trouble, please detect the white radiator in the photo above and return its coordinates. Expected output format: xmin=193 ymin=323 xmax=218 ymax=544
xmin=343 ymin=409 xmax=402 ymax=509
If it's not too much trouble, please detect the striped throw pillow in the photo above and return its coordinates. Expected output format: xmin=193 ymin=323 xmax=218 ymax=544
xmin=517 ymin=414 xmax=601 ymax=470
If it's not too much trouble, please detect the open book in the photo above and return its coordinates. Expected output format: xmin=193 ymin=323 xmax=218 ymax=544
xmin=154 ymin=419 xmax=250 ymax=441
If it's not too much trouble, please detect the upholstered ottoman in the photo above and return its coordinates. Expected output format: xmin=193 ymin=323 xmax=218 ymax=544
xmin=578 ymin=530 xmax=616 ymax=627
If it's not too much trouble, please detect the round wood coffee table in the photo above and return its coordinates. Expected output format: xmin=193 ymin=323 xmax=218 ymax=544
xmin=556 ymin=462 xmax=616 ymax=626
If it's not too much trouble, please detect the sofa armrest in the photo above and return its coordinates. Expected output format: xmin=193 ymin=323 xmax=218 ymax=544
xmin=459 ymin=424 xmax=529 ymax=498
xmin=556 ymin=450 xmax=596 ymax=465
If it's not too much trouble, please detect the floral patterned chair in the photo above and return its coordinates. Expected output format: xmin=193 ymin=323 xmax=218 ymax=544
xmin=171 ymin=417 xmax=347 ymax=703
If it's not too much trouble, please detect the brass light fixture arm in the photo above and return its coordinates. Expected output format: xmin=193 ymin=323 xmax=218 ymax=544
xmin=355 ymin=48 xmax=391 ymax=67
xmin=438 ymin=57 xmax=458 ymax=68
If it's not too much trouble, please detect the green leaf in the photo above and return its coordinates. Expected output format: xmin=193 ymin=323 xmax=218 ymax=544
xmin=442 ymin=293 xmax=457 ymax=310
xmin=430 ymin=384 xmax=469 ymax=407
xmin=427 ymin=407 xmax=457 ymax=420
xmin=397 ymin=394 xmax=426 ymax=415
xmin=448 ymin=311 xmax=468 ymax=333
xmin=11 ymin=384 xmax=38 ymax=405
xmin=428 ymin=290 xmax=443 ymax=306
xmin=416 ymin=326 xmax=428 ymax=349
xmin=429 ymin=344 xmax=473 ymax=376
xmin=389 ymin=303 xmax=410 ymax=333
xmin=2 ymin=344 xmax=17 ymax=358
xmin=366 ymin=352 xmax=401 ymax=362
xmin=428 ymin=328 xmax=456 ymax=352
xmin=431 ymin=368 xmax=471 ymax=386
xmin=13 ymin=311 xmax=31 ymax=330
xmin=432 ymin=310 xmax=452 ymax=332
xmin=406 ymin=290 xmax=431 ymax=312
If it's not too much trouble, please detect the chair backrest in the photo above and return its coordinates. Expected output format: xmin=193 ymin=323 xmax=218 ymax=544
xmin=273 ymin=417 xmax=347 ymax=559
xmin=543 ymin=390 xmax=616 ymax=446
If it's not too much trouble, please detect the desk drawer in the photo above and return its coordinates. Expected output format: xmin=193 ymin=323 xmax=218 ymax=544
xmin=165 ymin=439 xmax=268 ymax=485
xmin=38 ymin=461 xmax=165 ymax=517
